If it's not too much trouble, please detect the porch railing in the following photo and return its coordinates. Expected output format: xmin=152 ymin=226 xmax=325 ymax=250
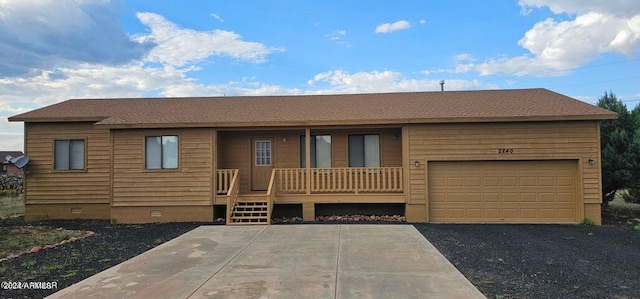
xmin=216 ymin=169 xmax=238 ymax=195
xmin=276 ymin=168 xmax=307 ymax=193
xmin=225 ymin=169 xmax=240 ymax=225
xmin=276 ymin=167 xmax=403 ymax=194
xmin=265 ymin=169 xmax=277 ymax=225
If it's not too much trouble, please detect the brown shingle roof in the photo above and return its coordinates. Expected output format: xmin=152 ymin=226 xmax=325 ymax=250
xmin=8 ymin=88 xmax=617 ymax=127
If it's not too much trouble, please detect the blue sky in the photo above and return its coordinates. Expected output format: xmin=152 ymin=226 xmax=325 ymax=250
xmin=1 ymin=0 xmax=640 ymax=150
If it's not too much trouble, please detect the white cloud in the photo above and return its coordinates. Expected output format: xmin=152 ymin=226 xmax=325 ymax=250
xmin=518 ymin=0 xmax=640 ymax=17
xmin=453 ymin=3 xmax=640 ymax=77
xmin=135 ymin=12 xmax=282 ymax=66
xmin=325 ymin=30 xmax=350 ymax=47
xmin=0 ymin=117 xmax=23 ymax=151
xmin=375 ymin=20 xmax=411 ymax=34
xmin=211 ymin=13 xmax=224 ymax=22
xmin=0 ymin=0 xmax=151 ymax=77
xmin=454 ymin=53 xmax=476 ymax=63
xmin=307 ymin=69 xmax=494 ymax=93
xmin=419 ymin=19 xmax=426 ymax=24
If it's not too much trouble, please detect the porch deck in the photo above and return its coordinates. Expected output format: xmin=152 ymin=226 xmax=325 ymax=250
xmin=215 ymin=167 xmax=405 ymax=224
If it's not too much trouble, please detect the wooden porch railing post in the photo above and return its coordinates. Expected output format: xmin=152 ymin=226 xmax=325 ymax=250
xmin=266 ymin=168 xmax=277 ymax=225
xmin=225 ymin=169 xmax=239 ymax=225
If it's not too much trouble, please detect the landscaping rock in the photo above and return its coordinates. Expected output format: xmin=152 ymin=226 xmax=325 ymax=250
xmin=0 ymin=174 xmax=24 ymax=193
xmin=310 ymin=214 xmax=406 ymax=223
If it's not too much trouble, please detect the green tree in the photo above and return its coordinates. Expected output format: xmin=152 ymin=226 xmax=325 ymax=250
xmin=598 ymin=91 xmax=640 ymax=204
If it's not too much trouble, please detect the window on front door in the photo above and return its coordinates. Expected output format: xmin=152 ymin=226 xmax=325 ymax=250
xmin=255 ymin=140 xmax=272 ymax=165
xmin=300 ymin=135 xmax=332 ymax=168
xmin=348 ymin=134 xmax=380 ymax=167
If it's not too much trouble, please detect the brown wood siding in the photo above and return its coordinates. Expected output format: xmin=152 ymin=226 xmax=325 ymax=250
xmin=276 ymin=131 xmax=302 ymax=168
xmin=111 ymin=206 xmax=213 ymax=223
xmin=112 ymin=128 xmax=212 ymax=206
xmin=381 ymin=130 xmax=402 ymax=167
xmin=218 ymin=132 xmax=252 ymax=193
xmin=332 ymin=131 xmax=348 ymax=167
xmin=25 ymin=203 xmax=110 ymax=220
xmin=408 ymin=121 xmax=601 ymax=217
xmin=24 ymin=122 xmax=111 ymax=205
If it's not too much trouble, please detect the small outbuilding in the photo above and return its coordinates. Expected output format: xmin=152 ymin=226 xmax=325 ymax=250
xmin=1 ymin=151 xmax=25 ymax=176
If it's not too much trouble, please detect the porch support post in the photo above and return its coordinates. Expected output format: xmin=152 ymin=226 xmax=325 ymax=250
xmin=305 ymin=128 xmax=311 ymax=195
xmin=302 ymin=203 xmax=315 ymax=222
xmin=303 ymin=128 xmax=314 ymax=221
xmin=211 ymin=129 xmax=217 ymax=205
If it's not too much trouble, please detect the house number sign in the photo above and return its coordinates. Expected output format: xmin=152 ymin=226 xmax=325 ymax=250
xmin=498 ymin=148 xmax=514 ymax=153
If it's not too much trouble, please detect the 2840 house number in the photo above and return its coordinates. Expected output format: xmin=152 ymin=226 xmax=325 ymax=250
xmin=498 ymin=148 xmax=514 ymax=153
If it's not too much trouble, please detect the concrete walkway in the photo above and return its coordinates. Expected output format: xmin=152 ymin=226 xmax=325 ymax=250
xmin=48 ymin=225 xmax=485 ymax=299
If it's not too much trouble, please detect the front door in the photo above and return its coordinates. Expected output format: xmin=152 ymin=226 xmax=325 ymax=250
xmin=251 ymin=138 xmax=273 ymax=191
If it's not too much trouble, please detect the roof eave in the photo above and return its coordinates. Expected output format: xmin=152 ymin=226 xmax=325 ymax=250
xmin=94 ymin=114 xmax=618 ymax=129
xmin=8 ymin=117 xmax=107 ymax=123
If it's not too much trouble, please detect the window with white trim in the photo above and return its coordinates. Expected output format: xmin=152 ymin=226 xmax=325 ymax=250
xmin=145 ymin=136 xmax=178 ymax=169
xmin=300 ymin=135 xmax=332 ymax=168
xmin=348 ymin=134 xmax=380 ymax=167
xmin=54 ymin=139 xmax=85 ymax=170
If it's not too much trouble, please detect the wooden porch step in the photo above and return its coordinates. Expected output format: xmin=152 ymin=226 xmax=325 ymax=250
xmin=232 ymin=211 xmax=267 ymax=216
xmin=236 ymin=197 xmax=268 ymax=203
xmin=231 ymin=216 xmax=266 ymax=221
xmin=228 ymin=221 xmax=268 ymax=225
xmin=229 ymin=193 xmax=270 ymax=225
xmin=234 ymin=202 xmax=266 ymax=206
xmin=229 ymin=216 xmax=269 ymax=225
xmin=235 ymin=207 xmax=267 ymax=213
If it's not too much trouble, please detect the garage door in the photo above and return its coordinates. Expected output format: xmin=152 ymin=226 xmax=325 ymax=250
xmin=429 ymin=160 xmax=577 ymax=223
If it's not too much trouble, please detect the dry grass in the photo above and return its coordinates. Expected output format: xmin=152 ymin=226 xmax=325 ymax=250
xmin=0 ymin=195 xmax=24 ymax=218
xmin=607 ymin=192 xmax=640 ymax=230
xmin=0 ymin=226 xmax=86 ymax=258
xmin=0 ymin=195 xmax=87 ymax=259
xmin=610 ymin=191 xmax=640 ymax=212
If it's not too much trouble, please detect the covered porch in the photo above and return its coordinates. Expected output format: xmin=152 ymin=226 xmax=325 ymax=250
xmin=213 ymin=126 xmax=407 ymax=224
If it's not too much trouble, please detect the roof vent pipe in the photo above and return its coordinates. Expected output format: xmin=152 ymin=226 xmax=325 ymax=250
xmin=439 ymin=80 xmax=445 ymax=92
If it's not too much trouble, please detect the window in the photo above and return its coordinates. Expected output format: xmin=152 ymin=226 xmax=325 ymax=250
xmin=145 ymin=136 xmax=178 ymax=169
xmin=300 ymin=135 xmax=332 ymax=168
xmin=54 ymin=139 xmax=85 ymax=170
xmin=349 ymin=134 xmax=380 ymax=167
xmin=255 ymin=140 xmax=272 ymax=165
xmin=1 ymin=164 xmax=6 ymax=172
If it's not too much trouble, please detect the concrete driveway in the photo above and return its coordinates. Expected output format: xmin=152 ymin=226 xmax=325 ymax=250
xmin=47 ymin=225 xmax=485 ymax=299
